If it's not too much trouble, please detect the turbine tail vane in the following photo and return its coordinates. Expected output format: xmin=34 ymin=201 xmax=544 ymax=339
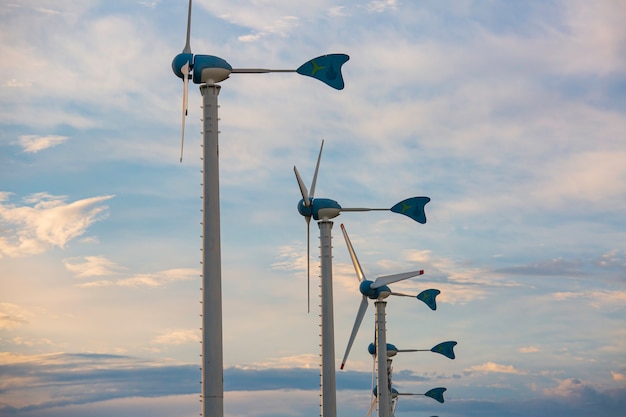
xmin=296 ymin=54 xmax=350 ymax=90
xmin=390 ymin=196 xmax=431 ymax=224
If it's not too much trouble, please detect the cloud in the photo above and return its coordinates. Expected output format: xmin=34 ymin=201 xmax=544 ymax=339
xmin=519 ymin=346 xmax=540 ymax=353
xmin=543 ymin=377 xmax=596 ymax=398
xmin=0 ymin=193 xmax=114 ymax=257
xmin=367 ymin=0 xmax=398 ymax=13
xmin=465 ymin=362 xmax=527 ymax=375
xmin=17 ymin=135 xmax=68 ymax=153
xmin=551 ymin=289 xmax=626 ymax=310
xmin=612 ymin=371 xmax=625 ymax=382
xmin=115 ymin=268 xmax=198 ymax=287
xmin=0 ymin=303 xmax=30 ymax=330
xmin=63 ymin=256 xmax=123 ymax=278
xmin=151 ymin=329 xmax=199 ymax=346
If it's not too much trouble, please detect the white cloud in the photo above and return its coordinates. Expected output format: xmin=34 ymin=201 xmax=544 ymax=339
xmin=64 ymin=256 xmax=123 ymax=278
xmin=543 ymin=377 xmax=591 ymax=397
xmin=18 ymin=135 xmax=68 ymax=153
xmin=152 ymin=329 xmax=199 ymax=345
xmin=0 ymin=303 xmax=30 ymax=330
xmin=465 ymin=362 xmax=527 ymax=375
xmin=612 ymin=371 xmax=625 ymax=382
xmin=520 ymin=346 xmax=540 ymax=353
xmin=0 ymin=193 xmax=113 ymax=257
xmin=236 ymin=354 xmax=319 ymax=370
xmin=552 ymin=289 xmax=626 ymax=310
xmin=367 ymin=0 xmax=398 ymax=13
xmin=116 ymin=268 xmax=198 ymax=287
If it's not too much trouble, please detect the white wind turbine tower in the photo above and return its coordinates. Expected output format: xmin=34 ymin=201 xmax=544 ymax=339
xmin=293 ymin=141 xmax=431 ymax=417
xmin=170 ymin=2 xmax=349 ymax=417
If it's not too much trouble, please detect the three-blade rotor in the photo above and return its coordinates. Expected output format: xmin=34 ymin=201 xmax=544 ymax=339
xmin=293 ymin=140 xmax=325 ymax=313
xmin=339 ymin=224 xmax=425 ymax=370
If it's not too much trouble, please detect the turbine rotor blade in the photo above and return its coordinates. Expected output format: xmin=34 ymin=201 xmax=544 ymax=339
xmin=182 ymin=0 xmax=192 ymax=53
xmin=371 ymin=270 xmax=424 ymax=289
xmin=365 ymin=396 xmax=377 ymax=417
xmin=340 ymin=296 xmax=369 ymax=370
xmin=309 ymin=140 xmax=324 ymax=200
xmin=179 ymin=62 xmax=190 ymax=163
xmin=294 ymin=166 xmax=309 ymax=205
xmin=340 ymin=224 xmax=366 ymax=282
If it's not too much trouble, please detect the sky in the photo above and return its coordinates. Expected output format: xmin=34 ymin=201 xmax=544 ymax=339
xmin=1 ymin=0 xmax=625 ymax=416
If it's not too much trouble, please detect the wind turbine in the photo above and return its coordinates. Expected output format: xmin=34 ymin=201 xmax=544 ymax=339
xmin=293 ymin=142 xmax=430 ymax=417
xmin=170 ymin=2 xmax=349 ymax=417
xmin=364 ymin=341 xmax=456 ymax=416
xmin=339 ymin=224 xmax=439 ymax=417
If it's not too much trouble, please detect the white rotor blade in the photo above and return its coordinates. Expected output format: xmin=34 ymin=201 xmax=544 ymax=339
xmin=340 ymin=224 xmax=366 ymax=282
xmin=183 ymin=0 xmax=192 ymax=53
xmin=294 ymin=166 xmax=310 ymax=205
xmin=340 ymin=296 xmax=369 ymax=370
xmin=371 ymin=269 xmax=424 ymax=289
xmin=309 ymin=139 xmax=324 ymax=200
xmin=365 ymin=396 xmax=377 ymax=417
xmin=179 ymin=62 xmax=190 ymax=163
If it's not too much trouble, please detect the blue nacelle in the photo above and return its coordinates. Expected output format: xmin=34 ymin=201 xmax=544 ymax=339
xmin=372 ymin=386 xmax=400 ymax=398
xmin=368 ymin=342 xmax=398 ymax=357
xmin=171 ymin=53 xmax=233 ymax=84
xmin=297 ymin=198 xmax=342 ymax=220
xmin=359 ymin=280 xmax=391 ymax=299
xmin=172 ymin=53 xmax=193 ymax=78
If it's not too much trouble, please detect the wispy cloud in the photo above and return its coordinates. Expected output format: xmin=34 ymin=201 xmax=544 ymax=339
xmin=366 ymin=0 xmax=398 ymax=13
xmin=64 ymin=256 xmax=123 ymax=278
xmin=116 ymin=268 xmax=198 ymax=287
xmin=0 ymin=193 xmax=113 ymax=257
xmin=18 ymin=135 xmax=68 ymax=153
xmin=151 ymin=329 xmax=199 ymax=345
xmin=465 ymin=362 xmax=528 ymax=375
xmin=0 ymin=303 xmax=30 ymax=330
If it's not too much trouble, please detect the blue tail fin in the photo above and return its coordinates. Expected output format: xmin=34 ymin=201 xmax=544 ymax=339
xmin=417 ymin=288 xmax=440 ymax=311
xmin=296 ymin=54 xmax=349 ymax=90
xmin=390 ymin=196 xmax=430 ymax=224
xmin=425 ymin=387 xmax=446 ymax=403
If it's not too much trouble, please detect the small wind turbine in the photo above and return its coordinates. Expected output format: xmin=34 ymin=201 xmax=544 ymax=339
xmin=294 ymin=140 xmax=431 ymax=311
xmin=339 ymin=224 xmax=440 ymax=417
xmin=365 ymin=342 xmax=455 ymax=416
xmin=364 ymin=386 xmax=446 ymax=417
xmin=170 ymin=2 xmax=349 ymax=417
xmin=293 ymin=143 xmax=430 ymax=417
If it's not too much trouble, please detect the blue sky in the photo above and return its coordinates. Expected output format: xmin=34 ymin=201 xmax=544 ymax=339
xmin=1 ymin=0 xmax=625 ymax=416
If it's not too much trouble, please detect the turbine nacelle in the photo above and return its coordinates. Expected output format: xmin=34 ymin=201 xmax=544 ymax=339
xmin=172 ymin=53 xmax=233 ymax=84
xmin=360 ymin=280 xmax=391 ymax=299
xmin=297 ymin=197 xmax=342 ymax=221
